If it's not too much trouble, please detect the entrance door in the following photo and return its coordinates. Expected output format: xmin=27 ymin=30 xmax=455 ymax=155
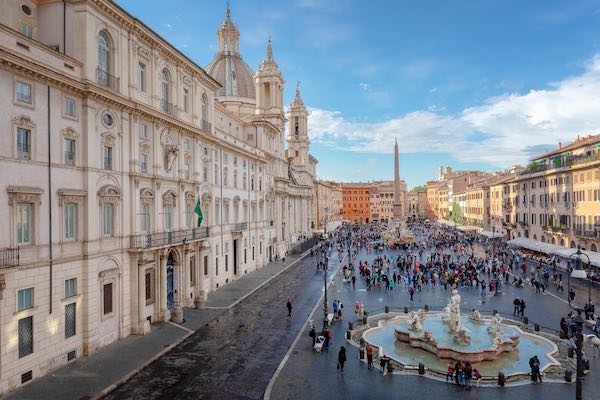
xmin=166 ymin=253 xmax=174 ymax=310
xmin=233 ymin=239 xmax=238 ymax=275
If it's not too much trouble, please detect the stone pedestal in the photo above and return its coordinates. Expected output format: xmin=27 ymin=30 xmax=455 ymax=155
xmin=171 ymin=305 xmax=184 ymax=323
xmin=194 ymin=290 xmax=207 ymax=309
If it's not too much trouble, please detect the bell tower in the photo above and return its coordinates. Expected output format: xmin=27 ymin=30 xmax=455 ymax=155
xmin=287 ymin=82 xmax=309 ymax=167
xmin=255 ymin=36 xmax=284 ymax=115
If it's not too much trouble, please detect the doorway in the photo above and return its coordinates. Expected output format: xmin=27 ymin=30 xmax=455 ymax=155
xmin=166 ymin=252 xmax=175 ymax=310
xmin=233 ymin=239 xmax=239 ymax=275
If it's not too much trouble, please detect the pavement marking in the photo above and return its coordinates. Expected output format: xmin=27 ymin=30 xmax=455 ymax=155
xmin=166 ymin=320 xmax=195 ymax=334
xmin=227 ymin=249 xmax=313 ymax=310
xmin=263 ymin=254 xmax=347 ymax=400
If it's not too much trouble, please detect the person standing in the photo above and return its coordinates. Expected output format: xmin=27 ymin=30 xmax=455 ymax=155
xmin=519 ymin=299 xmax=526 ymax=317
xmin=463 ymin=361 xmax=473 ymax=390
xmin=286 ymin=298 xmax=293 ymax=319
xmin=513 ymin=298 xmax=521 ymax=316
xmin=309 ymin=325 xmax=316 ymax=348
xmin=409 ymin=286 xmax=415 ymax=302
xmin=569 ymin=288 xmax=576 ymax=303
xmin=337 ymin=346 xmax=347 ymax=375
xmin=351 ymin=273 xmax=356 ymax=289
xmin=366 ymin=343 xmax=374 ymax=369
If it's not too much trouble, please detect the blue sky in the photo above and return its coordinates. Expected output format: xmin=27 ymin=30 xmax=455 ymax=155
xmin=116 ymin=0 xmax=600 ymax=189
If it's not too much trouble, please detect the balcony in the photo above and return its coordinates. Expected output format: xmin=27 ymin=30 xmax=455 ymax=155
xmin=232 ymin=222 xmax=248 ymax=231
xmin=160 ymin=99 xmax=177 ymax=117
xmin=130 ymin=227 xmax=209 ymax=250
xmin=201 ymin=120 xmax=212 ymax=133
xmin=543 ymin=225 xmax=569 ymax=234
xmin=574 ymin=229 xmax=600 ymax=239
xmin=96 ymin=68 xmax=119 ymax=92
xmin=0 ymin=247 xmax=19 ymax=269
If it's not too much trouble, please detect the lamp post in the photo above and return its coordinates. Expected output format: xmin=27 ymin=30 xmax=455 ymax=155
xmin=567 ymin=246 xmax=591 ymax=400
xmin=323 ymin=255 xmax=329 ymax=331
xmin=492 ymin=226 xmax=496 ymax=257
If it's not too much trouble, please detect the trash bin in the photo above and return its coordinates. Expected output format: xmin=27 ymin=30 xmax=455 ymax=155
xmin=359 ymin=348 xmax=365 ymax=360
xmin=346 ymin=330 xmax=351 ymax=339
xmin=534 ymin=323 xmax=540 ymax=332
xmin=404 ymin=306 xmax=409 ymax=314
xmin=418 ymin=363 xmax=425 ymax=375
xmin=498 ymin=372 xmax=505 ymax=387
xmin=385 ymin=305 xmax=390 ymax=313
xmin=523 ymin=316 xmax=529 ymax=325
xmin=424 ymin=304 xmax=429 ymax=311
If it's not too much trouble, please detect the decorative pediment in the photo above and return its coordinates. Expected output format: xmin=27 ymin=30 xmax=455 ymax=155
xmin=140 ymin=188 xmax=154 ymax=198
xmin=183 ymin=76 xmax=191 ymax=86
xmin=200 ymin=192 xmax=212 ymax=202
xmin=185 ymin=192 xmax=195 ymax=201
xmin=184 ymin=152 xmax=192 ymax=163
xmin=13 ymin=115 xmax=35 ymax=128
xmin=7 ymin=186 xmax=44 ymax=206
xmin=57 ymin=189 xmax=87 ymax=206
xmin=63 ymin=127 xmax=79 ymax=139
xmin=97 ymin=185 xmax=121 ymax=205
xmin=162 ymin=190 xmax=177 ymax=206
xmin=101 ymin=132 xmax=116 ymax=145
xmin=137 ymin=45 xmax=150 ymax=59
xmin=223 ymin=198 xmax=231 ymax=206
xmin=233 ymin=195 xmax=241 ymax=205
xmin=140 ymin=142 xmax=150 ymax=153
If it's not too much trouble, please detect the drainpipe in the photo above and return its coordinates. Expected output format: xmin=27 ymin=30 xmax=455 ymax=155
xmin=47 ymin=86 xmax=53 ymax=313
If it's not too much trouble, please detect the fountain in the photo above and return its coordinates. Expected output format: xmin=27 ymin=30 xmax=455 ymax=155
xmin=361 ymin=290 xmax=561 ymax=379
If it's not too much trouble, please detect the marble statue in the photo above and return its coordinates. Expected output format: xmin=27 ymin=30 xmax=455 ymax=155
xmin=487 ymin=313 xmax=502 ymax=335
xmin=408 ymin=311 xmax=423 ymax=332
xmin=422 ymin=330 xmax=437 ymax=346
xmin=454 ymin=327 xmax=472 ymax=344
xmin=447 ymin=289 xmax=462 ymax=333
xmin=470 ymin=309 xmax=484 ymax=322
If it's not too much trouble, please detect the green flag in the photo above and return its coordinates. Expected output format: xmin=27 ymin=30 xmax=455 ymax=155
xmin=194 ymin=195 xmax=203 ymax=227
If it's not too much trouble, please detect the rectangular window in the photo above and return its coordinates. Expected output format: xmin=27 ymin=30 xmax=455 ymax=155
xmin=203 ymin=255 xmax=208 ymax=276
xmin=139 ymin=123 xmax=148 ymax=139
xmin=103 ymin=283 xmax=113 ymax=315
xmin=17 ymin=288 xmax=34 ymax=312
xmin=225 ymin=254 xmax=228 ymax=272
xmin=20 ymin=23 xmax=33 ymax=38
xmin=145 ymin=269 xmax=154 ymax=304
xmin=16 ymin=81 xmax=32 ymax=104
xmin=18 ymin=316 xmax=33 ymax=358
xmin=17 ymin=127 xmax=31 ymax=159
xmin=63 ymin=97 xmax=76 ymax=117
xmin=64 ymin=138 xmax=75 ymax=166
xmin=17 ymin=203 xmax=32 ymax=245
xmin=184 ymin=163 xmax=190 ymax=180
xmin=65 ymin=278 xmax=77 ymax=298
xmin=165 ymin=204 xmax=173 ymax=232
xmin=103 ymin=203 xmax=114 ymax=237
xmin=103 ymin=145 xmax=113 ymax=170
xmin=215 ymin=258 xmax=219 ymax=275
xmin=64 ymin=203 xmax=77 ymax=240
xmin=183 ymin=88 xmax=189 ymax=113
xmin=141 ymin=204 xmax=150 ymax=233
xmin=190 ymin=256 xmax=196 ymax=286
xmin=140 ymin=152 xmax=148 ymax=173
xmin=138 ymin=62 xmax=146 ymax=92
xmin=65 ymin=303 xmax=76 ymax=339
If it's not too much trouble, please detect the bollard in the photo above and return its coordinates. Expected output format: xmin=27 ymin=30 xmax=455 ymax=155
xmin=362 ymin=315 xmax=367 ymax=324
xmin=568 ymin=347 xmax=574 ymax=358
xmin=498 ymin=372 xmax=505 ymax=387
xmin=349 ymin=321 xmax=354 ymax=331
xmin=385 ymin=305 xmax=390 ymax=313
xmin=523 ymin=316 xmax=529 ymax=325
xmin=565 ymin=369 xmax=573 ymax=382
xmin=418 ymin=363 xmax=425 ymax=375
xmin=493 ymin=309 xmax=498 ymax=316
xmin=404 ymin=306 xmax=409 ymax=314
xmin=424 ymin=304 xmax=429 ymax=311
xmin=346 ymin=330 xmax=351 ymax=340
xmin=359 ymin=348 xmax=365 ymax=360
xmin=534 ymin=323 xmax=540 ymax=332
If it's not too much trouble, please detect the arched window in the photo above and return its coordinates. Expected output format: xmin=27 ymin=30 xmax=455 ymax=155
xmin=223 ymin=167 xmax=228 ymax=186
xmin=233 ymin=170 xmax=238 ymax=189
xmin=98 ymin=31 xmax=110 ymax=73
xmin=160 ymin=69 xmax=170 ymax=111
xmin=201 ymin=93 xmax=208 ymax=122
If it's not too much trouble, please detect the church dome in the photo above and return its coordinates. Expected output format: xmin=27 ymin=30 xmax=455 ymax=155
xmin=205 ymin=6 xmax=256 ymax=100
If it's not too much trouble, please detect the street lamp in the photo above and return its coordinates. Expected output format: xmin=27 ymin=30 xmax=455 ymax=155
xmin=323 ymin=255 xmax=329 ymax=331
xmin=567 ymin=246 xmax=592 ymax=400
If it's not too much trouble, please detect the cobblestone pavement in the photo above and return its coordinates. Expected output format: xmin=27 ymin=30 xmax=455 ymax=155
xmin=103 ymin=250 xmax=344 ymax=400
xmin=269 ymin=245 xmax=600 ymax=400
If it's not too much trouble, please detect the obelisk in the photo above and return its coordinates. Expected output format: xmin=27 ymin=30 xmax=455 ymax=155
xmin=393 ymin=138 xmax=402 ymax=220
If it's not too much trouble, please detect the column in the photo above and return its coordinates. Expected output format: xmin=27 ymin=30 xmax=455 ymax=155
xmin=137 ymin=263 xmax=150 ymax=334
xmin=159 ymin=253 xmax=168 ymax=321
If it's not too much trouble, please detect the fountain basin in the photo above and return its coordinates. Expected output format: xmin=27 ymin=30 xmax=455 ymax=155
xmin=393 ymin=312 xmax=520 ymax=363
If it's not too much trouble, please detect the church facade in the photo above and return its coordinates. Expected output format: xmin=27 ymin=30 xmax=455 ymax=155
xmin=0 ymin=0 xmax=315 ymax=393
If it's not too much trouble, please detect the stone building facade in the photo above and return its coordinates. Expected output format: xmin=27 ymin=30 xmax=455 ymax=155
xmin=0 ymin=0 xmax=315 ymax=393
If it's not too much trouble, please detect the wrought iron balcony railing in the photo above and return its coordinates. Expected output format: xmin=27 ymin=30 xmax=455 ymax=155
xmin=202 ymin=120 xmax=212 ymax=133
xmin=96 ymin=68 xmax=119 ymax=91
xmin=0 ymin=247 xmax=19 ymax=269
xmin=161 ymin=99 xmax=177 ymax=117
xmin=232 ymin=222 xmax=248 ymax=231
xmin=130 ymin=227 xmax=209 ymax=250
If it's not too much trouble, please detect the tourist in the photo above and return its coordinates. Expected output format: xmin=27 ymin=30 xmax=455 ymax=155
xmin=338 ymin=301 xmax=344 ymax=321
xmin=337 ymin=346 xmax=347 ymax=375
xmin=333 ymin=300 xmax=339 ymax=321
xmin=533 ymin=355 xmax=543 ymax=383
xmin=463 ymin=361 xmax=473 ymax=390
xmin=560 ymin=317 xmax=569 ymax=338
xmin=513 ymin=298 xmax=520 ymax=316
xmin=473 ymin=368 xmax=482 ymax=388
xmin=409 ymin=286 xmax=415 ymax=302
xmin=379 ymin=355 xmax=390 ymax=375
xmin=323 ymin=328 xmax=330 ymax=352
xmin=309 ymin=325 xmax=316 ymax=347
xmin=454 ymin=360 xmax=463 ymax=385
xmin=366 ymin=343 xmax=374 ymax=369
xmin=569 ymin=288 xmax=576 ymax=303
xmin=519 ymin=299 xmax=526 ymax=317
xmin=286 ymin=298 xmax=293 ymax=319
xmin=446 ymin=361 xmax=455 ymax=382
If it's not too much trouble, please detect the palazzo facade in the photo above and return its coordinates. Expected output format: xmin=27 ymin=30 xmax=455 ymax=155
xmin=0 ymin=0 xmax=316 ymax=393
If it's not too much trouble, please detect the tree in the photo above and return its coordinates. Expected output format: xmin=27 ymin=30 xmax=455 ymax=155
xmin=410 ymin=185 xmax=426 ymax=193
xmin=450 ymin=202 xmax=462 ymax=224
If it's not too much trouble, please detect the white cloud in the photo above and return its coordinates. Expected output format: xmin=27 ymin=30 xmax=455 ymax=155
xmin=307 ymin=54 xmax=600 ymax=167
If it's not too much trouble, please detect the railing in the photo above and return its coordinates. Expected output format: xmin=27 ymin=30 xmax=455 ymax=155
xmin=232 ymin=222 xmax=248 ymax=231
xmin=0 ymin=247 xmax=19 ymax=268
xmin=201 ymin=120 xmax=212 ymax=133
xmin=543 ymin=225 xmax=569 ymax=234
xmin=96 ymin=68 xmax=119 ymax=91
xmin=130 ymin=227 xmax=209 ymax=250
xmin=574 ymin=229 xmax=600 ymax=239
xmin=160 ymin=99 xmax=177 ymax=117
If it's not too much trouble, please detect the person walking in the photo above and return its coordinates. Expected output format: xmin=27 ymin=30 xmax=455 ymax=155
xmin=286 ymin=298 xmax=293 ymax=319
xmin=409 ymin=286 xmax=415 ymax=302
xmin=569 ymin=288 xmax=576 ymax=303
xmin=366 ymin=343 xmax=374 ymax=370
xmin=519 ymin=299 xmax=526 ymax=317
xmin=337 ymin=346 xmax=347 ymax=375
xmin=351 ymin=273 xmax=356 ymax=289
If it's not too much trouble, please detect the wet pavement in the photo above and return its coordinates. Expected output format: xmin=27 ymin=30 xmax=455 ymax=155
xmin=103 ymin=250 xmax=344 ymax=400
xmin=268 ymin=244 xmax=600 ymax=400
